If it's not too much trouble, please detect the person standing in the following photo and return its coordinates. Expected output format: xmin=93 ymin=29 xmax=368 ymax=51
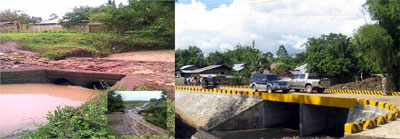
xmin=382 ymin=74 xmax=387 ymax=96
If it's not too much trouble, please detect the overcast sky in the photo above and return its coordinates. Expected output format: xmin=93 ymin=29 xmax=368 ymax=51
xmin=0 ymin=0 xmax=128 ymax=21
xmin=115 ymin=91 xmax=162 ymax=101
xmin=176 ymin=0 xmax=374 ymax=55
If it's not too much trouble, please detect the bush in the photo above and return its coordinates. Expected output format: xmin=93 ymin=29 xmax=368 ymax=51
xmin=107 ymin=90 xmax=124 ymax=113
xmin=22 ymin=95 xmax=108 ymax=138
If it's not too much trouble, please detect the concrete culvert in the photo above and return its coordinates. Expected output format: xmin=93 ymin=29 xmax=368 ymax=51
xmin=52 ymin=78 xmax=74 ymax=85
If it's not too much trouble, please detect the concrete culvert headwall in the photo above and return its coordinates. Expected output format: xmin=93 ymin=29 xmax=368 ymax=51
xmin=175 ymin=86 xmax=400 ymax=137
xmin=0 ymin=69 xmax=125 ymax=89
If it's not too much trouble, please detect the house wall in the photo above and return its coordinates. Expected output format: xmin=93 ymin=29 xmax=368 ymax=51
xmin=27 ymin=24 xmax=63 ymax=32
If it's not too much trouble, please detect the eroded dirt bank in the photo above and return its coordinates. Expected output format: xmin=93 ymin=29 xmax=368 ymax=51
xmin=0 ymin=42 xmax=175 ymax=99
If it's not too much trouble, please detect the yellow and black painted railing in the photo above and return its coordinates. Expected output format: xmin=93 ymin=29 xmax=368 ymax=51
xmin=175 ymin=86 xmax=400 ymax=134
xmin=219 ymin=85 xmax=400 ymax=96
xmin=325 ymin=89 xmax=400 ymax=96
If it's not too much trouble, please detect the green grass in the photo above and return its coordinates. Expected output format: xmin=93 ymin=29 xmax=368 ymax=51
xmin=22 ymin=94 xmax=108 ymax=138
xmin=123 ymin=100 xmax=149 ymax=107
xmin=0 ymin=32 xmax=173 ymax=60
xmin=142 ymin=103 xmax=167 ymax=129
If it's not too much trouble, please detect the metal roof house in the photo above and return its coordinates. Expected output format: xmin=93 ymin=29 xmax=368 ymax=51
xmin=289 ymin=64 xmax=308 ymax=74
xmin=232 ymin=63 xmax=246 ymax=72
xmin=177 ymin=65 xmax=233 ymax=78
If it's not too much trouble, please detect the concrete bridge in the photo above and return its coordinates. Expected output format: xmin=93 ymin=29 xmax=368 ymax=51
xmin=1 ymin=68 xmax=125 ymax=89
xmin=175 ymin=86 xmax=400 ymax=137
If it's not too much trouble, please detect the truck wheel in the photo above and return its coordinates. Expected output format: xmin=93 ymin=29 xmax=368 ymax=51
xmin=252 ymin=85 xmax=257 ymax=92
xmin=317 ymin=88 xmax=325 ymax=93
xmin=267 ymin=86 xmax=273 ymax=93
xmin=295 ymin=89 xmax=300 ymax=92
xmin=306 ymin=85 xmax=312 ymax=93
xmin=282 ymin=89 xmax=289 ymax=93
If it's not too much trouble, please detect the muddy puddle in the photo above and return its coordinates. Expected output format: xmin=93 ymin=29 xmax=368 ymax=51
xmin=106 ymin=50 xmax=174 ymax=62
xmin=0 ymin=83 xmax=103 ymax=137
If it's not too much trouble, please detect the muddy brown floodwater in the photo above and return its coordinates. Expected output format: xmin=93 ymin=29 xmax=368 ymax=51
xmin=106 ymin=50 xmax=175 ymax=62
xmin=0 ymin=83 xmax=103 ymax=137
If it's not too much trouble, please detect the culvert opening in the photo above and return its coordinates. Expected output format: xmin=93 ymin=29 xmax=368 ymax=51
xmin=85 ymin=81 xmax=113 ymax=90
xmin=52 ymin=78 xmax=74 ymax=85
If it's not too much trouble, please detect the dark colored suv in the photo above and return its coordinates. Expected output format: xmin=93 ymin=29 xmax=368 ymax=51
xmin=250 ymin=73 xmax=290 ymax=93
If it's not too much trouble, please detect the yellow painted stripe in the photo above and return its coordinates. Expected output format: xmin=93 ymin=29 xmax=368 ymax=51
xmin=261 ymin=93 xmax=356 ymax=108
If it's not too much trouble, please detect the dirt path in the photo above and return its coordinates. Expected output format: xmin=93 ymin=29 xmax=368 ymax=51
xmin=0 ymin=42 xmax=175 ymax=99
xmin=108 ymin=104 xmax=167 ymax=135
xmin=106 ymin=50 xmax=174 ymax=63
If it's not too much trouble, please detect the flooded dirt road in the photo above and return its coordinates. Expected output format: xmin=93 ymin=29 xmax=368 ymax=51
xmin=106 ymin=50 xmax=174 ymax=63
xmin=108 ymin=104 xmax=166 ymax=135
xmin=0 ymin=84 xmax=102 ymax=137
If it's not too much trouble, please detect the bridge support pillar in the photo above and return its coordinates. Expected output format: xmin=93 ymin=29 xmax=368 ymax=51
xmin=299 ymin=104 xmax=349 ymax=137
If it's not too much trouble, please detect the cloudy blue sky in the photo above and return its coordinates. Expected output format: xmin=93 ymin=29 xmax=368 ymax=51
xmin=176 ymin=0 xmax=374 ymax=55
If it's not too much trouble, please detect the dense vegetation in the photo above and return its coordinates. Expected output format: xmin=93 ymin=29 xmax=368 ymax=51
xmin=22 ymin=94 xmax=108 ymax=138
xmin=176 ymin=0 xmax=400 ymax=90
xmin=59 ymin=0 xmax=174 ymax=46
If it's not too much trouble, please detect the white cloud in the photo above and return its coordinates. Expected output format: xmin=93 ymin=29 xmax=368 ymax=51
xmin=277 ymin=35 xmax=307 ymax=50
xmin=176 ymin=0 xmax=374 ymax=54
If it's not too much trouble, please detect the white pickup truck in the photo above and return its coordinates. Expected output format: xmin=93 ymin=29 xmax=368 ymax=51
xmin=288 ymin=73 xmax=330 ymax=93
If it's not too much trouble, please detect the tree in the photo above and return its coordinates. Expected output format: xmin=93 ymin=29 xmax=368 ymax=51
xmin=304 ymin=33 xmax=359 ymax=78
xmin=59 ymin=6 xmax=98 ymax=28
xmin=160 ymin=91 xmax=167 ymax=100
xmin=0 ymin=9 xmax=43 ymax=30
xmin=175 ymin=46 xmax=206 ymax=69
xmin=49 ymin=13 xmax=58 ymax=20
xmin=276 ymin=45 xmax=289 ymax=58
xmin=353 ymin=24 xmax=394 ymax=78
xmin=90 ymin=1 xmax=174 ymax=34
xmin=363 ymin=0 xmax=400 ymax=90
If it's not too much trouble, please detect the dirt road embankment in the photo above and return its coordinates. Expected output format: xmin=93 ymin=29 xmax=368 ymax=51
xmin=330 ymin=77 xmax=384 ymax=91
xmin=108 ymin=104 xmax=167 ymax=135
xmin=0 ymin=42 xmax=175 ymax=99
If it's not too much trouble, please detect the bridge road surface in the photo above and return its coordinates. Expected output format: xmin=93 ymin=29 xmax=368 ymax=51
xmin=182 ymin=85 xmax=400 ymax=138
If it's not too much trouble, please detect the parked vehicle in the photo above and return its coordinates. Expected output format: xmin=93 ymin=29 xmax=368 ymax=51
xmin=288 ymin=73 xmax=330 ymax=93
xmin=200 ymin=74 xmax=219 ymax=89
xmin=250 ymin=73 xmax=290 ymax=93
